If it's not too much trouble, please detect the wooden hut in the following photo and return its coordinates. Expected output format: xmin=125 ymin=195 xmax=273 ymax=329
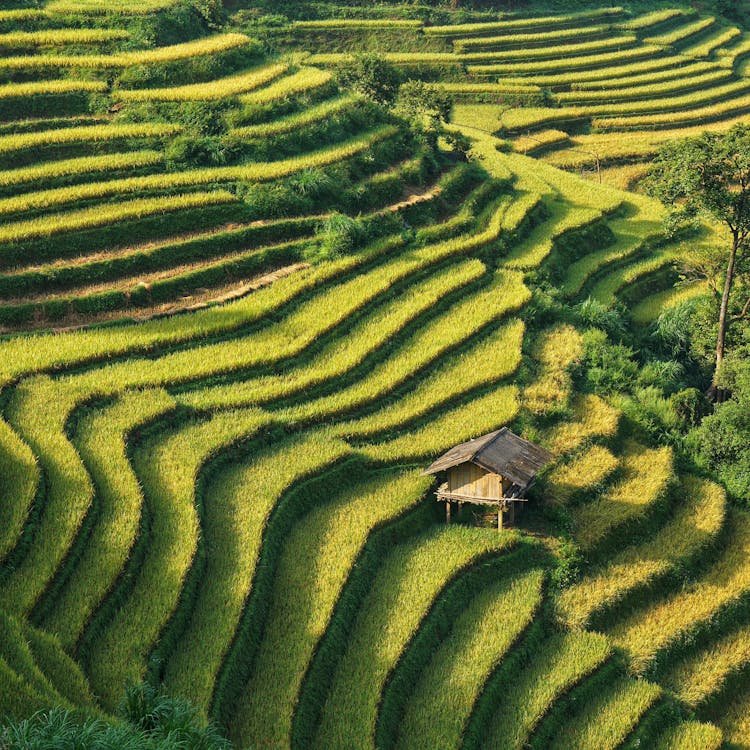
xmin=423 ymin=427 xmax=553 ymax=531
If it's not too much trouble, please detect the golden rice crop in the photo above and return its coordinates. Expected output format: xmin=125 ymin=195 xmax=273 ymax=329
xmin=453 ymin=25 xmax=608 ymax=52
xmin=0 ymin=29 xmax=130 ymax=47
xmin=0 ymin=10 xmax=47 ymax=22
xmin=546 ymin=445 xmax=620 ymax=506
xmin=591 ymin=246 xmax=678 ymax=305
xmin=38 ymin=390 xmax=177 ymax=651
xmin=631 ymin=282 xmax=709 ymax=325
xmin=0 ymin=33 xmax=251 ymax=69
xmin=0 ymin=80 xmax=107 ymax=98
xmin=177 ymin=260 xmax=487 ymax=411
xmin=609 ymin=509 xmax=750 ymax=675
xmin=667 ymin=621 xmax=750 ymax=708
xmin=230 ymin=94 xmax=357 ymax=138
xmin=524 ymin=324 xmax=583 ymax=415
xmin=118 ymin=62 xmax=289 ymax=101
xmin=394 ymin=571 xmax=544 ymax=750
xmin=230 ymin=469 xmax=431 ymax=748
xmin=594 ymin=90 xmax=750 ymax=130
xmin=545 ymin=395 xmax=620 ymax=454
xmin=344 ymin=319 xmax=524 ymax=440
xmin=505 ymin=202 xmax=603 ymax=269
xmin=560 ymin=216 xmax=661 ymax=298
xmin=556 ymin=69 xmax=735 ymax=103
xmin=559 ymin=476 xmax=726 ymax=629
xmin=547 ymin=677 xmax=661 ymax=750
xmin=720 ymin=691 xmax=750 ymax=748
xmin=24 ymin=223 xmax=494 ymax=405
xmin=239 ymin=67 xmax=333 ymax=105
xmin=363 ymin=383 xmax=520 ymax=463
xmin=572 ymin=61 xmax=720 ymax=90
xmin=0 ymin=122 xmax=181 ymax=156
xmin=571 ymin=442 xmax=674 ymax=552
xmin=482 ymin=631 xmax=612 ymax=749
xmin=681 ymin=26 xmax=741 ymax=59
xmin=504 ymin=78 xmax=750 ymax=133
xmin=468 ymin=45 xmax=660 ymax=76
xmin=617 ymin=9 xmax=694 ymax=31
xmin=0 ymin=150 xmax=163 ymax=189
xmin=644 ymin=17 xmax=716 ymax=47
xmin=311 ymin=525 xmax=519 ymax=749
xmin=0 ymin=237 xmax=371 ymax=388
xmin=46 ymin=0 xmax=183 ymax=14
xmin=0 ymin=417 xmax=39 ymax=565
xmin=655 ymin=722 xmax=723 ymax=750
xmin=85 ymin=407 xmax=269 ymax=709
xmin=457 ymin=35 xmax=637 ymax=61
xmin=163 ymin=428 xmax=349 ymax=714
xmin=0 ymin=191 xmax=236 ymax=247
xmin=499 ymin=55 xmax=698 ymax=89
xmin=277 ymin=274 xmax=528 ymax=425
xmin=0 ymin=127 xmax=394 ymax=220
xmin=307 ymin=52 xmax=457 ymax=66
xmin=294 ymin=19 xmax=422 ymax=28
xmin=425 ymin=8 xmax=623 ymax=36
xmin=0 ymin=379 xmax=95 ymax=618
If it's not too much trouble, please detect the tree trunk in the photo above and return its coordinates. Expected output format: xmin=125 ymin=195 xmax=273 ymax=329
xmin=710 ymin=238 xmax=739 ymax=402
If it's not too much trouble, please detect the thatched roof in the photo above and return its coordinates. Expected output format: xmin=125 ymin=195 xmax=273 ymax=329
xmin=422 ymin=427 xmax=553 ymax=488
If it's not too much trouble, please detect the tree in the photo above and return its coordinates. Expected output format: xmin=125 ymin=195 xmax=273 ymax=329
xmin=334 ymin=54 xmax=400 ymax=106
xmin=644 ymin=124 xmax=750 ymax=399
xmin=394 ymin=80 xmax=453 ymax=125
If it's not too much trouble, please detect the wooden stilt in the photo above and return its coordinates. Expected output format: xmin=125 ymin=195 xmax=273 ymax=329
xmin=508 ymin=501 xmax=515 ymax=527
xmin=446 ymin=501 xmax=451 ymax=524
xmin=497 ymin=502 xmax=503 ymax=532
xmin=458 ymin=501 xmax=463 ymax=520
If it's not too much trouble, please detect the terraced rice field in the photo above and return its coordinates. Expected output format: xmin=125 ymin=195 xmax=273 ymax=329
xmin=292 ymin=6 xmax=750 ymax=190
xmin=0 ymin=3 xmax=749 ymax=749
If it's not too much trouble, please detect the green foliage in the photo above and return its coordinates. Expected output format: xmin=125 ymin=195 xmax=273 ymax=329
xmin=335 ymin=53 xmax=400 ymax=106
xmin=690 ymin=353 xmax=750 ymax=502
xmin=581 ymin=328 xmax=638 ymax=394
xmin=0 ymin=684 xmax=230 ymax=749
xmin=164 ymin=135 xmax=228 ymax=168
xmin=575 ymin=298 xmax=626 ymax=338
xmin=307 ymin=212 xmax=366 ymax=262
xmin=644 ymin=125 xmax=750 ymax=243
xmin=670 ymin=387 xmax=710 ymax=428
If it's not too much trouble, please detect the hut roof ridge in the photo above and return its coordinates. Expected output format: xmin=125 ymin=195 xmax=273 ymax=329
xmin=423 ymin=427 xmax=552 ymax=488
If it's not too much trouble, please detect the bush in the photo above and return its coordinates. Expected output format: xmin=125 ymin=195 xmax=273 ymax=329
xmin=575 ymin=297 xmax=626 ymax=338
xmin=306 ymin=212 xmax=366 ymax=262
xmin=582 ymin=328 xmax=639 ymax=394
xmin=165 ymin=135 xmax=229 ymax=168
